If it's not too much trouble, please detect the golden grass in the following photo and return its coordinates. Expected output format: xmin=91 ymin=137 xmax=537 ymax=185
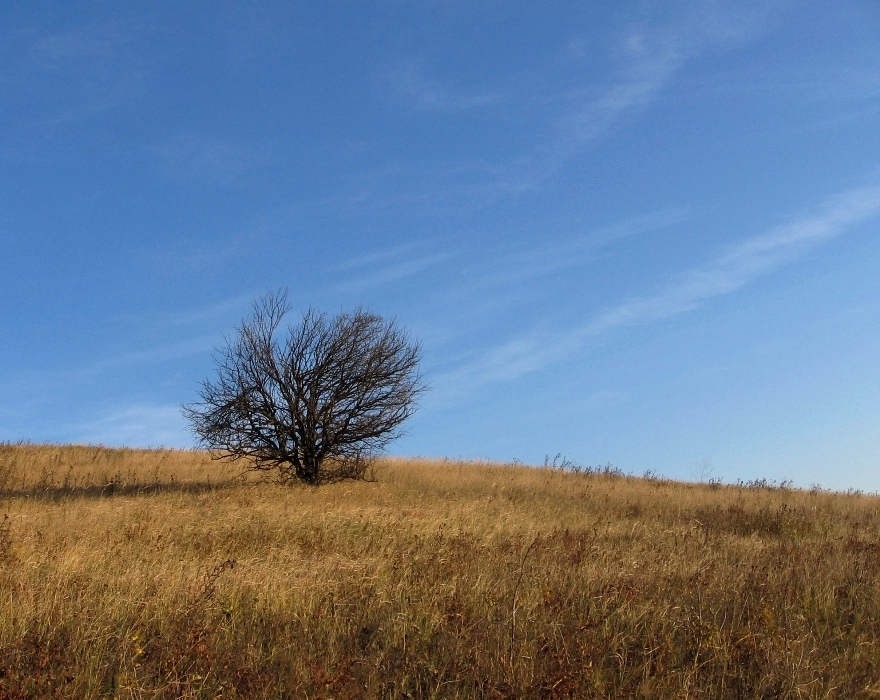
xmin=1 ymin=444 xmax=878 ymax=698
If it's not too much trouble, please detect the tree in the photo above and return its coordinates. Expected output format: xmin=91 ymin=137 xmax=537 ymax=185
xmin=183 ymin=290 xmax=426 ymax=484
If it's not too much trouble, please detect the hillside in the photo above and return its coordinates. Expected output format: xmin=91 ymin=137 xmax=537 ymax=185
xmin=0 ymin=444 xmax=878 ymax=698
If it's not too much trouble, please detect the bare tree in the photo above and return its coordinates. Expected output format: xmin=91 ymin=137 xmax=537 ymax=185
xmin=183 ymin=290 xmax=426 ymax=484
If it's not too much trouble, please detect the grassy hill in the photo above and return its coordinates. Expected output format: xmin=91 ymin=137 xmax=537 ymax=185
xmin=0 ymin=444 xmax=878 ymax=698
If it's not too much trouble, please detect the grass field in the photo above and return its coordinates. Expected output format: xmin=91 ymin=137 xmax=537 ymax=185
xmin=0 ymin=443 xmax=878 ymax=698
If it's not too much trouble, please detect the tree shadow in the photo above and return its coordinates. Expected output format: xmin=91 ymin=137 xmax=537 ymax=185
xmin=0 ymin=479 xmax=245 ymax=502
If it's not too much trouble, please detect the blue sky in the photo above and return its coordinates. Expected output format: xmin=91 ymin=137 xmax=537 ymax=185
xmin=2 ymin=1 xmax=880 ymax=491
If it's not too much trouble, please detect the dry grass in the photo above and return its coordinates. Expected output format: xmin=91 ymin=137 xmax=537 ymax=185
xmin=1 ymin=443 xmax=878 ymax=698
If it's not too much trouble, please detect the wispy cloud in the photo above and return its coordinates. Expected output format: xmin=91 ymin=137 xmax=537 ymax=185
xmin=61 ymin=403 xmax=191 ymax=448
xmin=369 ymin=3 xmax=777 ymax=207
xmin=2 ymin=19 xmax=151 ymax=129
xmin=379 ymin=63 xmax=504 ymax=113
xmin=333 ymin=247 xmax=455 ymax=294
xmin=0 ymin=330 xmax=220 ymax=414
xmin=25 ymin=23 xmax=130 ymax=64
xmin=166 ymin=293 xmax=257 ymax=327
xmin=150 ymin=133 xmax=275 ymax=186
xmin=334 ymin=208 xmax=692 ymax=355
xmin=460 ymin=208 xmax=691 ymax=291
xmin=337 ymin=243 xmax=424 ymax=271
xmin=581 ymin=183 xmax=880 ymax=334
xmin=436 ymin=181 xmax=880 ymax=395
xmin=514 ymin=2 xmax=774 ymax=190
xmin=95 ymin=336 xmax=219 ymax=373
